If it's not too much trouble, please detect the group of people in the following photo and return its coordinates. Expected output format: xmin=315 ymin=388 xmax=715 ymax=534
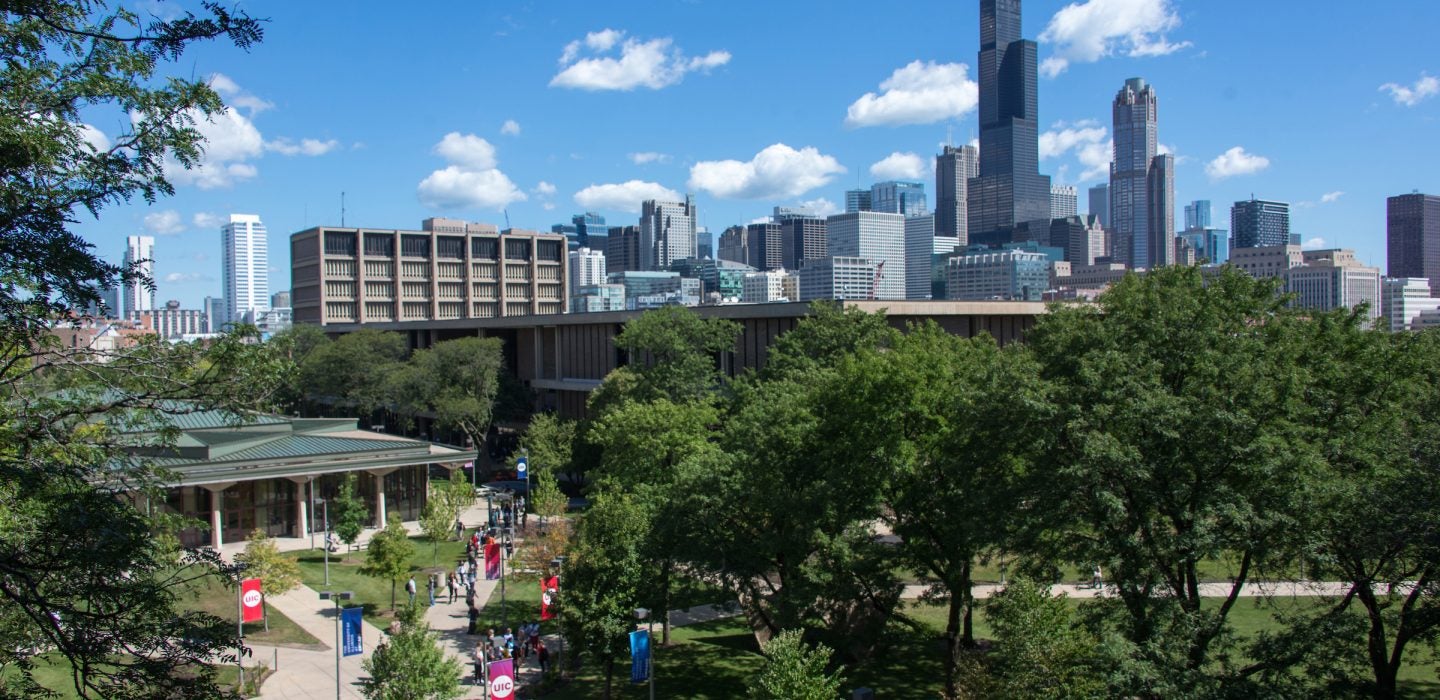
xmin=472 ymin=624 xmax=549 ymax=682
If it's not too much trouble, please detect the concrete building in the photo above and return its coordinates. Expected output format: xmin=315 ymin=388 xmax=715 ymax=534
xmin=640 ymin=196 xmax=697 ymax=271
xmin=717 ymin=225 xmax=748 ymax=266
xmin=1088 ymin=183 xmax=1110 ymax=230
xmin=780 ymin=215 xmax=827 ymax=271
xmin=290 ymin=218 xmax=567 ymax=325
xmin=131 ymin=300 xmax=207 ymax=339
xmin=271 ymin=291 xmax=291 ymax=309
xmin=827 ymin=211 xmax=906 ymax=300
xmin=946 ymin=248 xmax=1051 ymax=301
xmin=606 ymin=225 xmax=642 ymax=274
xmin=569 ymin=247 xmax=607 ymax=291
xmin=1381 ymin=277 xmax=1440 ymax=332
xmin=1229 ymin=245 xmax=1304 ymax=279
xmin=798 ymin=257 xmax=878 ymax=301
xmin=1049 ymin=215 xmax=1107 ymax=266
xmin=571 ymin=283 xmax=626 ymax=313
xmin=123 ymin=235 xmax=156 ymax=315
xmin=746 ymin=222 xmax=784 ymax=271
xmin=1232 ymin=199 xmax=1291 ymax=249
xmin=222 ymin=214 xmax=269 ymax=324
xmin=1386 ymin=192 xmax=1440 ymax=295
xmin=1051 ymin=184 xmax=1078 ymax=219
xmin=742 ymin=269 xmax=797 ymax=304
xmin=871 ymin=181 xmax=929 ymax=217
xmin=904 ymin=214 xmax=937 ymax=299
xmin=936 ymin=144 xmax=979 ymax=243
xmin=1051 ymin=262 xmax=1132 ymax=293
xmin=1285 ymin=249 xmax=1381 ymax=321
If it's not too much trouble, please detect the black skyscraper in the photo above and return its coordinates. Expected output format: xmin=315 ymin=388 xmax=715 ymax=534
xmin=1387 ymin=193 xmax=1440 ymax=295
xmin=968 ymin=0 xmax=1050 ymax=246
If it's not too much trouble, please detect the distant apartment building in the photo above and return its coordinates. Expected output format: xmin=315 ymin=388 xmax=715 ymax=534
xmin=203 ymin=296 xmax=227 ymax=333
xmin=1231 ymin=199 xmax=1291 ymax=249
xmin=1381 ymin=277 xmax=1440 ymax=332
xmin=798 ymin=257 xmax=877 ymax=302
xmin=669 ymin=257 xmax=754 ymax=302
xmin=290 ymin=218 xmax=567 ymax=325
xmin=1229 ymin=245 xmax=1305 ymax=279
xmin=130 ymin=300 xmax=207 ymax=339
xmin=826 ymin=211 xmax=906 ymax=300
xmin=1285 ymin=249 xmax=1381 ymax=321
xmin=569 ymin=247 xmax=607 ymax=291
xmin=946 ymin=248 xmax=1051 ymax=302
xmin=1386 ymin=193 xmax=1440 ymax=295
xmin=742 ymin=270 xmax=797 ymax=304
xmin=1087 ymin=183 xmax=1110 ymax=230
xmin=607 ymin=271 xmax=700 ymax=310
xmin=717 ymin=225 xmax=748 ymax=266
xmin=1050 ymin=184 xmax=1078 ymax=219
xmin=123 ymin=235 xmax=156 ymax=315
xmin=222 ymin=214 xmax=269 ymax=323
xmin=640 ymin=197 xmax=697 ymax=271
xmin=696 ymin=226 xmax=714 ymax=260
xmin=1049 ymin=215 xmax=1107 ymax=266
xmin=271 ymin=291 xmax=291 ymax=309
xmin=1185 ymin=199 xmax=1213 ymax=230
xmin=1178 ymin=227 xmax=1230 ymax=265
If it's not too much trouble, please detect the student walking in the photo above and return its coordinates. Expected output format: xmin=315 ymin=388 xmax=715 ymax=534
xmin=405 ymin=576 xmax=417 ymax=604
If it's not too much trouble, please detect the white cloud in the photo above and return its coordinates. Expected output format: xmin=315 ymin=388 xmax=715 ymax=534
xmin=208 ymin=73 xmax=273 ymax=115
xmin=796 ymin=198 xmax=841 ymax=217
xmin=1040 ymin=121 xmax=1112 ymax=181
xmin=845 ymin=61 xmax=978 ymax=127
xmin=163 ymin=272 xmax=210 ymax=283
xmin=551 ymin=29 xmax=730 ymax=91
xmin=417 ymin=132 xmax=525 ymax=210
xmin=417 ymin=166 xmax=526 ymax=210
xmin=869 ymin=152 xmax=926 ymax=180
xmin=1380 ymin=73 xmax=1439 ymax=107
xmin=573 ymin=180 xmax=683 ymax=213
xmin=433 ymin=132 xmax=497 ymax=169
xmin=543 ymin=202 xmax=556 ymax=211
xmin=534 ymin=181 xmax=557 ymax=196
xmin=1302 ymin=237 xmax=1327 ymax=250
xmin=143 ymin=210 xmax=185 ymax=235
xmin=1320 ymin=191 xmax=1345 ymax=204
xmin=629 ymin=151 xmax=672 ymax=165
xmin=265 ymin=137 xmax=340 ymax=156
xmin=192 ymin=212 xmax=222 ymax=229
xmin=1039 ymin=0 xmax=1191 ymax=78
xmin=500 ymin=119 xmax=521 ymax=136
xmin=688 ymin=143 xmax=845 ymax=200
xmin=1205 ymin=146 xmax=1270 ymax=181
xmin=77 ymin=123 xmax=110 ymax=152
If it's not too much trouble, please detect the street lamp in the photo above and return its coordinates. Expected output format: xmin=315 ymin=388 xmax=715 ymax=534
xmin=550 ymin=557 xmax=564 ymax=678
xmin=316 ymin=497 xmax=331 ymax=586
xmin=635 ymin=607 xmax=655 ymax=700
xmin=318 ymin=590 xmax=354 ymax=700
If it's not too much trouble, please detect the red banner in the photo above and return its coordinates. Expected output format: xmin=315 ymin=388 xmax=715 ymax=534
xmin=484 ymin=542 xmax=501 ymax=580
xmin=540 ymin=576 xmax=558 ymax=621
xmin=240 ymin=578 xmax=264 ymax=623
xmin=488 ymin=657 xmax=515 ymax=699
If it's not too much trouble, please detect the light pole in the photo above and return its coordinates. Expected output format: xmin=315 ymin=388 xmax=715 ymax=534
xmin=500 ymin=525 xmax=511 ymax=630
xmin=318 ymin=590 xmax=353 ymax=700
xmin=635 ymin=607 xmax=654 ymax=700
xmin=550 ymin=556 xmax=564 ymax=678
xmin=317 ymin=497 xmax=331 ymax=586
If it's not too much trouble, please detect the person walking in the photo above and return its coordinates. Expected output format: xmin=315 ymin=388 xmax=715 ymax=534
xmin=427 ymin=574 xmax=436 ymax=606
xmin=537 ymin=640 xmax=549 ymax=674
xmin=446 ymin=572 xmax=457 ymax=603
xmin=473 ymin=641 xmax=486 ymax=685
xmin=467 ymin=604 xmax=480 ymax=635
xmin=405 ymin=576 xmax=417 ymax=605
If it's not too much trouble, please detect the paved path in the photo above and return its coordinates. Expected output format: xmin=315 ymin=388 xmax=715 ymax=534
xmin=901 ymin=579 xmax=1358 ymax=600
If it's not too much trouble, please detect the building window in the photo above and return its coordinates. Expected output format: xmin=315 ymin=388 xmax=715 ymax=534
xmin=537 ymin=240 xmax=563 ymax=262
xmin=505 ymin=239 xmax=531 ymax=261
xmin=436 ymin=236 xmax=465 ymax=260
xmin=472 ymin=238 xmax=499 ymax=259
xmin=400 ymin=234 xmax=431 ymax=258
xmin=363 ymin=233 xmax=394 ymax=257
xmin=324 ymin=232 xmax=357 ymax=256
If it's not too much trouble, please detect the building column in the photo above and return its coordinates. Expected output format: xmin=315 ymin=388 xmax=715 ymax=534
xmin=368 ymin=468 xmax=398 ymax=527
xmin=288 ymin=476 xmax=312 ymax=541
xmin=200 ymin=482 xmax=237 ymax=549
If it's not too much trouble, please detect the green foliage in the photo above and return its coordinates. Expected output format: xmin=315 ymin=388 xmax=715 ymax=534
xmin=361 ymin=514 xmax=416 ymax=611
xmin=236 ymin=529 xmax=302 ymax=631
xmin=613 ymin=306 xmax=742 ymax=401
xmin=749 ymin=629 xmax=846 ymax=700
xmin=359 ymin=602 xmax=463 ymax=700
xmin=560 ymin=493 xmax=649 ymax=696
xmin=330 ymin=473 xmax=367 ymax=546
xmin=759 ymin=301 xmax=897 ymax=382
xmin=296 ymin=329 xmax=407 ymax=416
xmin=388 ymin=336 xmax=504 ymax=449
xmin=518 ymin=412 xmax=576 ymax=478
xmin=419 ymin=497 xmax=451 ymax=568
xmin=978 ymin=579 xmax=1111 ymax=700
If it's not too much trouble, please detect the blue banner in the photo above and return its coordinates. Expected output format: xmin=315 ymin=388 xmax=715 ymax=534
xmin=516 ymin=456 xmax=528 ymax=480
xmin=630 ymin=629 xmax=650 ymax=683
xmin=341 ymin=606 xmax=363 ymax=657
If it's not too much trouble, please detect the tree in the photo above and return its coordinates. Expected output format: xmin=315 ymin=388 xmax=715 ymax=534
xmin=389 ymin=336 xmax=504 ymax=457
xmin=361 ymin=514 xmax=416 ymax=612
xmin=330 ymin=473 xmax=368 ymax=549
xmin=235 ymin=529 xmax=303 ymax=632
xmin=518 ymin=412 xmax=575 ymax=481
xmin=1026 ymin=266 xmax=1316 ymax=694
xmin=529 ymin=468 xmax=568 ymax=524
xmin=359 ymin=602 xmax=463 ymax=700
xmin=296 ymin=329 xmax=407 ymax=417
xmin=758 ymin=301 xmax=896 ymax=382
xmin=0 ymin=3 xmax=268 ymax=695
xmin=418 ymin=497 xmax=451 ymax=568
xmin=612 ymin=306 xmax=742 ymax=402
xmin=979 ymin=579 xmax=1111 ymax=700
xmin=748 ymin=629 xmax=846 ymax=700
xmin=560 ymin=493 xmax=648 ymax=699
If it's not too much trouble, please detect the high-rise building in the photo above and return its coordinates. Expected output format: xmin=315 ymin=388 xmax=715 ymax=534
xmin=845 ymin=189 xmax=872 ymax=213
xmin=123 ymin=235 xmax=156 ymax=315
xmin=742 ymin=269 xmax=797 ymax=304
xmin=569 ymin=247 xmax=607 ymax=290
xmin=1284 ymin=249 xmax=1381 ymax=322
xmin=936 ymin=144 xmax=979 ymax=243
xmin=798 ymin=257 xmax=878 ymax=301
xmin=717 ymin=225 xmax=748 ymax=266
xmin=98 ymin=284 xmax=122 ymax=318
xmin=606 ymin=225 xmax=642 ymax=274
xmin=1051 ymin=185 xmax=1078 ymax=219
xmin=968 ymin=0 xmax=1051 ymax=245
xmin=946 ymin=248 xmax=1051 ymax=301
xmin=871 ymin=181 xmax=929 ymax=217
xmin=903 ymin=215 xmax=937 ymax=299
xmin=826 ymin=211 xmax=906 ymax=300
xmin=639 ymin=196 xmax=696 ymax=271
xmin=1088 ymin=183 xmax=1110 ymax=229
xmin=1386 ymin=193 xmax=1440 ymax=295
xmin=1231 ymin=199 xmax=1290 ymax=250
xmin=745 ymin=222 xmax=784 ymax=271
xmin=696 ymin=226 xmax=714 ymax=260
xmin=573 ymin=212 xmax=611 ymax=250
xmin=1049 ymin=215 xmax=1106 ymax=266
xmin=203 ymin=296 xmax=227 ymax=333
xmin=1381 ymin=277 xmax=1440 ymax=332
xmin=780 ymin=216 xmax=827 ymax=271
xmin=1110 ymin=78 xmax=1174 ymax=268
xmin=1185 ymin=200 xmax=1212 ymax=230
xmin=221 ymin=214 xmax=269 ymax=323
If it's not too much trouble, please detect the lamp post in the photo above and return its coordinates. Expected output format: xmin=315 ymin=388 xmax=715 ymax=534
xmin=550 ymin=556 xmax=564 ymax=678
xmin=500 ymin=525 xmax=511 ymax=630
xmin=317 ymin=497 xmax=331 ymax=586
xmin=318 ymin=590 xmax=353 ymax=700
xmin=635 ymin=607 xmax=655 ymax=700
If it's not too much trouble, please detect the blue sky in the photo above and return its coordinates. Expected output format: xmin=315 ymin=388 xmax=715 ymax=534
xmin=75 ymin=0 xmax=1440 ymax=308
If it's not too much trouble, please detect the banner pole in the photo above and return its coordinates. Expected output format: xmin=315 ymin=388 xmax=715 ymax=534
xmin=237 ymin=580 xmax=244 ymax=688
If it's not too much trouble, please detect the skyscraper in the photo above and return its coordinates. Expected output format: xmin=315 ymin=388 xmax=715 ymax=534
xmin=122 ymin=235 xmax=155 ymax=315
xmin=904 ymin=214 xmax=936 ymax=299
xmin=1387 ymin=192 xmax=1440 ymax=295
xmin=780 ymin=215 xmax=827 ymax=271
xmin=1110 ymin=78 xmax=1174 ymax=268
xmin=569 ymin=246 xmax=607 ymax=290
xmin=845 ymin=189 xmax=872 ymax=213
xmin=968 ymin=0 xmax=1050 ymax=246
xmin=606 ymin=225 xmax=642 ymax=274
xmin=221 ymin=214 xmax=269 ymax=324
xmin=639 ymin=196 xmax=696 ymax=271
xmin=826 ymin=211 xmax=906 ymax=300
xmin=573 ymin=212 xmax=611 ymax=250
xmin=1088 ymin=183 xmax=1110 ymax=230
xmin=745 ymin=222 xmax=784 ymax=271
xmin=1051 ymin=185 xmax=1078 ymax=219
xmin=871 ymin=181 xmax=929 ymax=217
xmin=935 ymin=144 xmax=979 ymax=243
xmin=1185 ymin=200 xmax=1213 ymax=230
xmin=1231 ymin=199 xmax=1290 ymax=249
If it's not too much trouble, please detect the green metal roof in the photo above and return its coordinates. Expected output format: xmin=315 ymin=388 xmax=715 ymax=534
xmin=217 ymin=435 xmax=425 ymax=463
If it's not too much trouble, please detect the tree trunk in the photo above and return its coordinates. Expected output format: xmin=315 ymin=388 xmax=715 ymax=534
xmin=390 ymin=580 xmax=397 ymax=611
xmin=943 ymin=592 xmax=963 ymax=700
xmin=603 ymin=656 xmax=614 ymax=700
xmin=262 ymin=601 xmax=269 ymax=632
xmin=961 ymin=559 xmax=974 ymax=648
xmin=660 ymin=560 xmax=673 ymax=645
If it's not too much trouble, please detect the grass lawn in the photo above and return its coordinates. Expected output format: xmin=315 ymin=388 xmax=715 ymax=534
xmin=290 ymin=534 xmax=472 ymax=625
xmin=15 ymin=652 xmax=270 ymax=698
xmin=181 ymin=573 xmax=322 ymax=648
xmin=542 ymin=617 xmax=762 ymax=700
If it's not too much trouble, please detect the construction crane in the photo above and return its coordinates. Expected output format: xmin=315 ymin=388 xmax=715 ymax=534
xmin=870 ymin=261 xmax=885 ymax=300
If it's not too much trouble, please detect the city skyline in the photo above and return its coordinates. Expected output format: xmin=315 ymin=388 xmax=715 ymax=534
xmin=68 ymin=0 xmax=1440 ymax=307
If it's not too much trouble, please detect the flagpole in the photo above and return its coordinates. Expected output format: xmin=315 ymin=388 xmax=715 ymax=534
xmin=237 ymin=580 xmax=244 ymax=688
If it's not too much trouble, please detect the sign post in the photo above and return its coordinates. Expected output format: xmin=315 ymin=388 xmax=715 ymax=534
xmin=488 ymin=657 xmax=515 ymax=699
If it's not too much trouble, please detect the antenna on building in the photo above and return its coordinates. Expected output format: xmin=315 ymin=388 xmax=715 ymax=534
xmin=504 ymin=209 xmax=511 ymax=230
xmin=341 ymin=191 xmax=346 ymax=227
xmin=946 ymin=124 xmax=953 ymax=148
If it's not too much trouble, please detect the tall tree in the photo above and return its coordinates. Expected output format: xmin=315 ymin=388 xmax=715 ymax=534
xmin=359 ymin=602 xmax=463 ymax=700
xmin=296 ymin=329 xmax=407 ymax=417
xmin=235 ymin=529 xmax=303 ymax=632
xmin=560 ymin=493 xmax=648 ymax=700
xmin=1026 ymin=266 xmax=1316 ymax=695
xmin=748 ymin=629 xmax=847 ymax=700
xmin=388 ymin=336 xmax=503 ymax=454
xmin=612 ymin=306 xmax=741 ymax=402
xmin=419 ymin=497 xmax=451 ymax=568
xmin=329 ymin=473 xmax=367 ymax=549
xmin=361 ymin=514 xmax=415 ymax=612
xmin=517 ymin=412 xmax=575 ymax=481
